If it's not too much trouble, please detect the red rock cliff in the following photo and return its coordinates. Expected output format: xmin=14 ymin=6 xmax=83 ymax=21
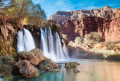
xmin=60 ymin=10 xmax=120 ymax=42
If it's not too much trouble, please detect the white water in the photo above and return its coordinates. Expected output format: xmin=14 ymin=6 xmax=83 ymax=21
xmin=17 ymin=28 xmax=36 ymax=53
xmin=17 ymin=28 xmax=68 ymax=61
xmin=40 ymin=28 xmax=69 ymax=61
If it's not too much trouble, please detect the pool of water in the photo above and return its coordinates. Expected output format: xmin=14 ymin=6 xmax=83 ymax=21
xmin=13 ymin=59 xmax=120 ymax=81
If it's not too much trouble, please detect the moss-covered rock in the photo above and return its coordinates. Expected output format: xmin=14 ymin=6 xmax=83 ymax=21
xmin=0 ymin=55 xmax=15 ymax=80
xmin=37 ymin=59 xmax=61 ymax=72
xmin=65 ymin=62 xmax=80 ymax=69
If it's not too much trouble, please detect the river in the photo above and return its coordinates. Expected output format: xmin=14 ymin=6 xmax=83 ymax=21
xmin=12 ymin=59 xmax=120 ymax=81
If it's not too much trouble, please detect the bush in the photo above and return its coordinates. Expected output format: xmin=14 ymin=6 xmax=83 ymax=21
xmin=106 ymin=54 xmax=120 ymax=61
xmin=74 ymin=37 xmax=83 ymax=45
xmin=50 ymin=24 xmax=60 ymax=33
xmin=84 ymin=32 xmax=102 ymax=44
xmin=0 ymin=55 xmax=14 ymax=80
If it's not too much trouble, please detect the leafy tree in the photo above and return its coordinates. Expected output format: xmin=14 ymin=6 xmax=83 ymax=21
xmin=0 ymin=0 xmax=46 ymax=26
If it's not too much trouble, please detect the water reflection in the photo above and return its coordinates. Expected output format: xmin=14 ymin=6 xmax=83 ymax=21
xmin=13 ymin=59 xmax=120 ymax=81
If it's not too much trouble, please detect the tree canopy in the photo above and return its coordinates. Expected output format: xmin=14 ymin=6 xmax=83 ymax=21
xmin=0 ymin=0 xmax=46 ymax=26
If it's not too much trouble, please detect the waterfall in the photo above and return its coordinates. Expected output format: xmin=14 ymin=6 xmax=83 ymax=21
xmin=17 ymin=28 xmax=36 ymax=53
xmin=17 ymin=28 xmax=69 ymax=62
xmin=40 ymin=28 xmax=69 ymax=61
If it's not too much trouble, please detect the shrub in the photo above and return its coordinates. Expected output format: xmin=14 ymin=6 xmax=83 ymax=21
xmin=106 ymin=54 xmax=120 ymax=61
xmin=74 ymin=37 xmax=83 ymax=45
xmin=0 ymin=55 xmax=14 ymax=80
xmin=84 ymin=32 xmax=102 ymax=44
xmin=50 ymin=24 xmax=60 ymax=33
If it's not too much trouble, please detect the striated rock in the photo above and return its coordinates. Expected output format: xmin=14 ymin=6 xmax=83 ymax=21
xmin=60 ymin=10 xmax=120 ymax=42
xmin=0 ymin=17 xmax=23 ymax=56
xmin=15 ymin=60 xmax=39 ymax=78
xmin=18 ymin=48 xmax=46 ymax=66
xmin=61 ymin=17 xmax=106 ymax=41
xmin=50 ymin=6 xmax=120 ymax=24
xmin=105 ymin=11 xmax=120 ymax=42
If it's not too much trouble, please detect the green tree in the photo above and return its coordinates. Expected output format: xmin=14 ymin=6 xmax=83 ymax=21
xmin=0 ymin=0 xmax=46 ymax=26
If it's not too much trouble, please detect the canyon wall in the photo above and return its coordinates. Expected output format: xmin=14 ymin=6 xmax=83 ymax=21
xmin=50 ymin=6 xmax=120 ymax=42
xmin=50 ymin=6 xmax=120 ymax=24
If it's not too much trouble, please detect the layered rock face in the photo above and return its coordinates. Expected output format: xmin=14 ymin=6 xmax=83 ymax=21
xmin=105 ymin=11 xmax=120 ymax=42
xmin=50 ymin=6 xmax=120 ymax=42
xmin=61 ymin=17 xmax=106 ymax=41
xmin=0 ymin=17 xmax=22 ymax=56
xmin=61 ymin=13 xmax=120 ymax=42
xmin=50 ymin=6 xmax=120 ymax=24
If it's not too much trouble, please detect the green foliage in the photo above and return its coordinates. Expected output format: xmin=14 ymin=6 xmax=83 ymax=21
xmin=0 ymin=55 xmax=14 ymax=80
xmin=84 ymin=32 xmax=102 ymax=44
xmin=106 ymin=54 xmax=120 ymax=61
xmin=0 ymin=0 xmax=46 ymax=26
xmin=50 ymin=24 xmax=60 ymax=33
xmin=106 ymin=42 xmax=120 ymax=50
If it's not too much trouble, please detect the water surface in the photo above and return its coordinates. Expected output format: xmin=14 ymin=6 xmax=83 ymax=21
xmin=13 ymin=59 xmax=120 ymax=81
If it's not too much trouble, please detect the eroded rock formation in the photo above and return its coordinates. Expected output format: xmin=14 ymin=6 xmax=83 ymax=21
xmin=0 ymin=17 xmax=22 ymax=56
xmin=50 ymin=6 xmax=120 ymax=24
xmin=60 ymin=10 xmax=120 ymax=42
xmin=15 ymin=60 xmax=39 ymax=78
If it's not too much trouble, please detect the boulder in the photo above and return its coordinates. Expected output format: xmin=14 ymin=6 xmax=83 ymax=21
xmin=65 ymin=62 xmax=80 ymax=69
xmin=37 ymin=59 xmax=60 ymax=72
xmin=73 ymin=68 xmax=80 ymax=73
xmin=18 ymin=48 xmax=46 ymax=66
xmin=65 ymin=62 xmax=80 ymax=73
xmin=15 ymin=60 xmax=39 ymax=78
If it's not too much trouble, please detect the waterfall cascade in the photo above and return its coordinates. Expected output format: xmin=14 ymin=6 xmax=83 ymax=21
xmin=40 ymin=28 xmax=69 ymax=61
xmin=17 ymin=28 xmax=69 ymax=62
xmin=17 ymin=28 xmax=36 ymax=53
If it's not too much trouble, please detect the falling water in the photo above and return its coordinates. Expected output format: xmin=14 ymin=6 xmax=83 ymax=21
xmin=17 ymin=28 xmax=68 ymax=61
xmin=17 ymin=28 xmax=36 ymax=53
xmin=40 ymin=28 xmax=69 ymax=61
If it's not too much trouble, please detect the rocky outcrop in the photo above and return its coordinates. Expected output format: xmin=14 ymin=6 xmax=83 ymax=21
xmin=0 ymin=17 xmax=22 ymax=56
xmin=61 ymin=17 xmax=106 ymax=41
xmin=15 ymin=48 xmax=60 ymax=78
xmin=105 ymin=11 xmax=120 ymax=42
xmin=18 ymin=48 xmax=46 ymax=66
xmin=60 ymin=10 xmax=120 ymax=42
xmin=65 ymin=62 xmax=80 ymax=73
xmin=50 ymin=6 xmax=120 ymax=24
xmin=15 ymin=60 xmax=39 ymax=78
xmin=37 ymin=59 xmax=61 ymax=72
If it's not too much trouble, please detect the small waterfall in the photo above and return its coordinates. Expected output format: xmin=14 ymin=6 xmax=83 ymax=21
xmin=40 ymin=28 xmax=69 ymax=61
xmin=17 ymin=28 xmax=36 ymax=53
